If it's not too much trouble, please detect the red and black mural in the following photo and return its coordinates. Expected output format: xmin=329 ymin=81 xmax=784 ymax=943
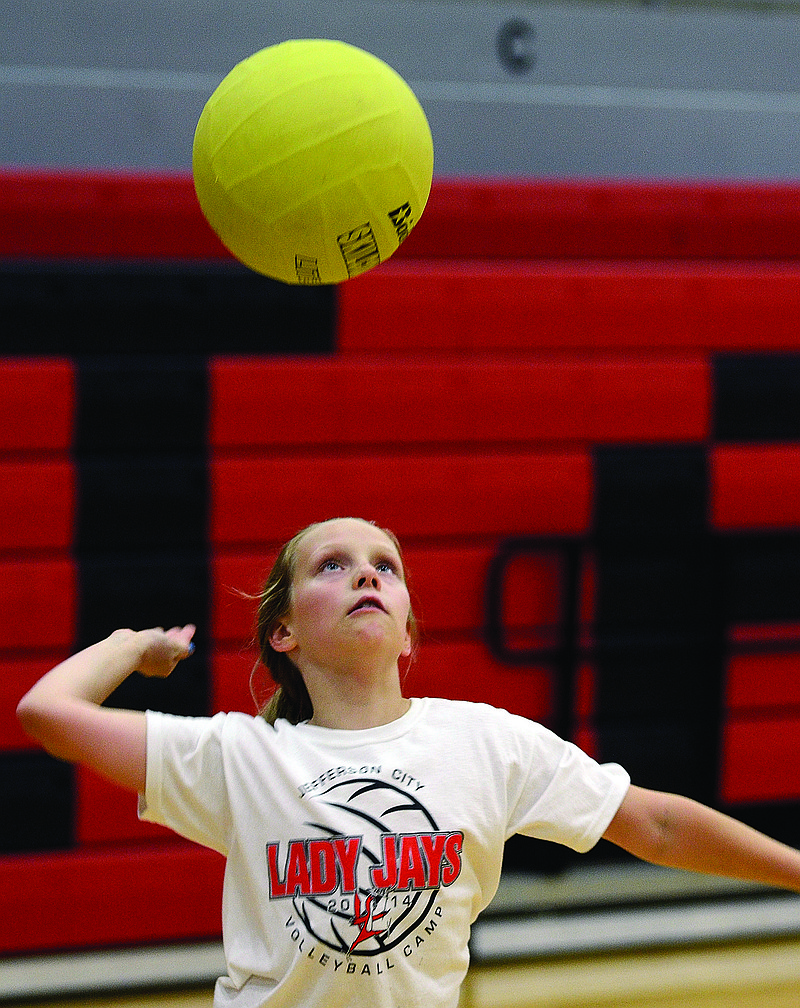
xmin=2 ymin=171 xmax=800 ymax=954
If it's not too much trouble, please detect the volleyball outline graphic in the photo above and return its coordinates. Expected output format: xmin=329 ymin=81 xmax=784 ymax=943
xmin=277 ymin=778 xmax=457 ymax=956
xmin=192 ymin=39 xmax=434 ymax=285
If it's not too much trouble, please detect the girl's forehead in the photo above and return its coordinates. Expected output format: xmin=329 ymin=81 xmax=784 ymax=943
xmin=298 ymin=519 xmax=400 ymax=560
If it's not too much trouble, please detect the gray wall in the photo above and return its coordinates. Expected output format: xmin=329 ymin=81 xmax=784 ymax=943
xmin=2 ymin=0 xmax=800 ymax=177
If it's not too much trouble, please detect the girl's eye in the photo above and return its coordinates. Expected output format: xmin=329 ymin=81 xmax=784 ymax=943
xmin=320 ymin=559 xmax=342 ymax=572
xmin=376 ymin=561 xmax=398 ymax=574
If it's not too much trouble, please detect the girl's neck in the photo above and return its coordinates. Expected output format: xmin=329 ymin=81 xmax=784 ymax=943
xmin=308 ymin=694 xmax=412 ymax=731
xmin=303 ymin=663 xmax=410 ymax=730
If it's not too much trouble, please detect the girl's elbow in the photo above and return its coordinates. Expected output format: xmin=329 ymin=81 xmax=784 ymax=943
xmin=16 ymin=693 xmax=69 ymax=755
xmin=16 ymin=692 xmax=42 ymax=738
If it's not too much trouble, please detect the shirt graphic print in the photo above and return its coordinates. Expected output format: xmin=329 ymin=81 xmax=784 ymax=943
xmin=267 ymin=771 xmax=463 ymax=968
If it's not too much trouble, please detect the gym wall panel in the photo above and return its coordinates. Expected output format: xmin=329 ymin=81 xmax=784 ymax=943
xmin=592 ymin=445 xmax=722 ymax=802
xmin=5 ymin=174 xmax=800 ymax=264
xmin=723 ymin=536 xmax=800 ymax=626
xmin=6 ymin=172 xmax=800 ymax=958
xmin=721 ymin=718 xmax=800 ymax=804
xmin=73 ymin=353 xmax=211 ymax=726
xmin=0 ymin=560 xmax=76 ymax=651
xmin=405 ymin=546 xmax=502 ymax=635
xmin=726 ymin=651 xmax=800 ymax=710
xmin=402 ymin=640 xmax=553 ymax=726
xmin=210 ymin=356 xmax=710 ymax=448
xmin=0 ymin=461 xmax=74 ymax=551
xmin=0 ymin=169 xmax=226 ymax=260
xmin=711 ymin=445 xmax=800 ymax=529
xmin=211 ymin=648 xmax=261 ymax=717
xmin=1 ymin=261 xmax=336 ymax=356
xmin=209 ymin=451 xmax=593 ymax=547
xmin=0 ymin=752 xmax=73 ymax=856
xmin=337 ymin=261 xmax=800 ymax=354
xmin=396 ymin=179 xmax=800 ymax=261
xmin=0 ymin=353 xmax=78 ymax=864
xmin=211 ymin=553 xmax=275 ymax=645
xmin=714 ymin=354 xmax=800 ymax=441
xmin=75 ymin=767 xmax=175 ymax=845
xmin=0 ymin=359 xmax=74 ymax=451
xmin=0 ymin=843 xmax=225 ymax=954
xmin=721 ymin=641 xmax=800 ymax=805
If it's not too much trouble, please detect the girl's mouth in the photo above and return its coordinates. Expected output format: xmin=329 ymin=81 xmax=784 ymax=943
xmin=348 ymin=596 xmax=387 ymax=614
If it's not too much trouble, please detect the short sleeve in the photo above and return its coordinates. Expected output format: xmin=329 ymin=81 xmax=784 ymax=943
xmin=504 ymin=715 xmax=630 ymax=853
xmin=139 ymin=710 xmax=233 ymax=856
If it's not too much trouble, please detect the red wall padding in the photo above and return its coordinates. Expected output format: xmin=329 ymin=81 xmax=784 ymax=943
xmin=211 ymin=649 xmax=261 ymax=717
xmin=711 ymin=445 xmax=800 ymax=529
xmin=0 ymin=560 xmax=76 ymax=654
xmin=726 ymin=652 xmax=800 ymax=709
xmin=75 ymin=768 xmax=176 ymax=845
xmin=721 ymin=644 xmax=800 ymax=804
xmin=396 ymin=178 xmax=800 ymax=261
xmin=0 ymin=361 xmax=76 ymax=753
xmin=4 ymin=170 xmax=800 ymax=261
xmin=0 ymin=462 xmax=75 ymax=551
xmin=0 ymin=360 xmax=74 ymax=451
xmin=0 ymin=169 xmax=228 ymax=260
xmin=210 ymin=356 xmax=710 ymax=448
xmin=211 ymin=553 xmax=275 ymax=645
xmin=210 ymin=452 xmax=592 ymax=547
xmin=0 ymin=843 xmax=224 ymax=954
xmin=337 ymin=261 xmax=800 ymax=354
xmin=5 ymin=171 xmax=800 ymax=960
xmin=721 ymin=718 xmax=800 ymax=804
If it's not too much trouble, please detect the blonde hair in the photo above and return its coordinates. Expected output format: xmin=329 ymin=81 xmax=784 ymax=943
xmin=254 ymin=518 xmax=418 ymax=725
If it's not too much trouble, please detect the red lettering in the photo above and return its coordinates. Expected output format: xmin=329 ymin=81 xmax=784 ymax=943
xmin=266 ymin=842 xmax=288 ymax=898
xmin=370 ymin=834 xmax=398 ymax=889
xmin=396 ymin=835 xmax=427 ymax=890
xmin=418 ymin=833 xmax=447 ymax=885
xmin=285 ymin=841 xmax=311 ymax=895
xmin=308 ymin=839 xmax=338 ymax=895
xmin=441 ymin=832 xmax=463 ymax=885
xmin=332 ymin=836 xmax=361 ymax=893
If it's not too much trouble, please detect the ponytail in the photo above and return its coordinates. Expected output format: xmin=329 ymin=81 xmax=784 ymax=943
xmin=254 ymin=527 xmax=314 ymax=725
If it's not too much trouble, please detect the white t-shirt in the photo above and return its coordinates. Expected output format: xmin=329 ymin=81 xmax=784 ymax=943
xmin=141 ymin=697 xmax=629 ymax=1008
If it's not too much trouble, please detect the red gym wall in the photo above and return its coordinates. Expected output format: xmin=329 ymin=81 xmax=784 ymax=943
xmin=2 ymin=170 xmax=800 ymax=955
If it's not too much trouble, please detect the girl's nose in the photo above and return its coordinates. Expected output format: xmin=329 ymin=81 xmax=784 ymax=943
xmin=354 ymin=565 xmax=380 ymax=589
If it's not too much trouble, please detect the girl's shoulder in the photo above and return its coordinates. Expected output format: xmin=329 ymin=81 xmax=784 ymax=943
xmin=416 ymin=696 xmax=552 ymax=740
xmin=148 ymin=708 xmax=280 ymax=746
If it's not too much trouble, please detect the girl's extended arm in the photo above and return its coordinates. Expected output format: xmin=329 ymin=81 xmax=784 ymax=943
xmin=16 ymin=626 xmax=195 ymax=794
xmin=604 ymin=783 xmax=800 ymax=893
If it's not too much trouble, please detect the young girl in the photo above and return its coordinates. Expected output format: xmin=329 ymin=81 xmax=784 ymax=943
xmin=17 ymin=516 xmax=800 ymax=1008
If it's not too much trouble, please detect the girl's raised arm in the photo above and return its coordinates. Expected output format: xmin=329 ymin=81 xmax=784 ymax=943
xmin=604 ymin=783 xmax=800 ymax=893
xmin=16 ymin=626 xmax=195 ymax=794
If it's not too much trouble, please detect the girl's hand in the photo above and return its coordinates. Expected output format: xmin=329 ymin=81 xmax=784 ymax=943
xmin=16 ymin=624 xmax=196 ymax=793
xmin=112 ymin=625 xmax=196 ymax=678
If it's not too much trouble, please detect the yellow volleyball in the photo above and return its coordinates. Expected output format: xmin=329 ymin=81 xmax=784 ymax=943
xmin=192 ymin=39 xmax=434 ymax=285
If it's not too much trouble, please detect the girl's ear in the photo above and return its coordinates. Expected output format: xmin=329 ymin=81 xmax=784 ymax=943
xmin=269 ymin=622 xmax=296 ymax=653
xmin=401 ymin=628 xmax=413 ymax=658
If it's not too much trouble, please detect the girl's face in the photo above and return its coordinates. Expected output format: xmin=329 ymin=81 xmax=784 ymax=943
xmin=270 ymin=518 xmax=412 ymax=670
